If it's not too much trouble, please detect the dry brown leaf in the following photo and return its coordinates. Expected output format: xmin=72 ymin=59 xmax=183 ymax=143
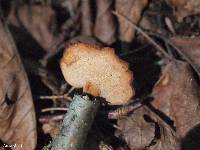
xmin=116 ymin=106 xmax=179 ymax=150
xmin=151 ymin=61 xmax=200 ymax=138
xmin=81 ymin=0 xmax=93 ymax=36
xmin=8 ymin=4 xmax=57 ymax=50
xmin=116 ymin=107 xmax=155 ymax=150
xmin=171 ymin=36 xmax=200 ymax=77
xmin=148 ymin=110 xmax=180 ymax=150
xmin=166 ymin=0 xmax=200 ymax=21
xmin=115 ymin=0 xmax=149 ymax=42
xmin=94 ymin=0 xmax=116 ymax=45
xmin=0 ymin=22 xmax=36 ymax=149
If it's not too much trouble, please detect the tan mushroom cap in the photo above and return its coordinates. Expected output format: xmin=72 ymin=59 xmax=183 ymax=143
xmin=60 ymin=43 xmax=134 ymax=105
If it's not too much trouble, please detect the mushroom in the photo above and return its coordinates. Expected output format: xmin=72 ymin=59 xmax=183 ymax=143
xmin=60 ymin=43 xmax=134 ymax=105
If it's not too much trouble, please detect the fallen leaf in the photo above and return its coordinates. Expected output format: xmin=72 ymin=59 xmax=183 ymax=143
xmin=81 ymin=0 xmax=93 ymax=36
xmin=148 ymin=109 xmax=180 ymax=150
xmin=0 ymin=21 xmax=36 ymax=150
xmin=115 ymin=0 xmax=149 ymax=42
xmin=166 ymin=0 xmax=200 ymax=21
xmin=116 ymin=106 xmax=180 ymax=150
xmin=116 ymin=107 xmax=155 ymax=150
xmin=94 ymin=0 xmax=117 ymax=45
xmin=151 ymin=61 xmax=200 ymax=138
xmin=171 ymin=36 xmax=200 ymax=77
xmin=8 ymin=4 xmax=57 ymax=51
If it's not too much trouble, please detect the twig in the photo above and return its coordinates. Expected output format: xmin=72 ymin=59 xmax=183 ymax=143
xmin=40 ymin=87 xmax=75 ymax=101
xmin=108 ymin=101 xmax=143 ymax=119
xmin=40 ymin=95 xmax=72 ymax=101
xmin=39 ymin=114 xmax=65 ymax=123
xmin=112 ymin=11 xmax=172 ymax=60
xmin=41 ymin=107 xmax=68 ymax=112
xmin=66 ymin=87 xmax=75 ymax=95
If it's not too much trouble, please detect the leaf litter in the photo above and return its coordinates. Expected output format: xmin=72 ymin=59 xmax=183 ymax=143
xmin=1 ymin=0 xmax=200 ymax=149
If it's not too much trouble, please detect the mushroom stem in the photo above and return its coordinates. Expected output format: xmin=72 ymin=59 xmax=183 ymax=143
xmin=51 ymin=95 xmax=100 ymax=150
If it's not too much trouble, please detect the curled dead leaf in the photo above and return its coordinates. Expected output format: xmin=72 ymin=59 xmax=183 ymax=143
xmin=81 ymin=0 xmax=93 ymax=36
xmin=115 ymin=0 xmax=149 ymax=42
xmin=166 ymin=0 xmax=200 ymax=21
xmin=152 ymin=61 xmax=200 ymax=138
xmin=116 ymin=106 xmax=180 ymax=150
xmin=170 ymin=36 xmax=200 ymax=77
xmin=116 ymin=107 xmax=155 ymax=150
xmin=94 ymin=0 xmax=117 ymax=45
xmin=148 ymin=109 xmax=180 ymax=150
xmin=8 ymin=4 xmax=57 ymax=50
xmin=0 ymin=21 xmax=36 ymax=149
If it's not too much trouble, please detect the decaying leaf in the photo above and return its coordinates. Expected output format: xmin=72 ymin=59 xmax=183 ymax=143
xmin=81 ymin=0 xmax=93 ymax=36
xmin=148 ymin=110 xmax=180 ymax=150
xmin=115 ymin=0 xmax=149 ymax=42
xmin=8 ymin=4 xmax=57 ymax=50
xmin=116 ymin=106 xmax=179 ymax=150
xmin=0 ymin=21 xmax=36 ymax=149
xmin=166 ymin=0 xmax=200 ymax=21
xmin=94 ymin=0 xmax=116 ymax=45
xmin=60 ymin=43 xmax=134 ymax=105
xmin=170 ymin=36 xmax=200 ymax=77
xmin=116 ymin=107 xmax=155 ymax=150
xmin=151 ymin=61 xmax=200 ymax=138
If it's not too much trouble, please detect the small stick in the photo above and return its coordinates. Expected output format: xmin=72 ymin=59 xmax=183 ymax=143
xmin=112 ymin=11 xmax=172 ymax=60
xmin=40 ymin=87 xmax=75 ymax=101
xmin=41 ymin=107 xmax=68 ymax=112
xmin=66 ymin=87 xmax=75 ymax=95
xmin=39 ymin=114 xmax=65 ymax=123
xmin=39 ymin=95 xmax=72 ymax=101
xmin=108 ymin=101 xmax=143 ymax=119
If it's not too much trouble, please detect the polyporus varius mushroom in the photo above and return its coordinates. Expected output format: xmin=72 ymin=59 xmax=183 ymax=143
xmin=60 ymin=43 xmax=134 ymax=105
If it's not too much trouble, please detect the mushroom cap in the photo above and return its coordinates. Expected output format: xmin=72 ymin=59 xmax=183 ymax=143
xmin=60 ymin=43 xmax=134 ymax=105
